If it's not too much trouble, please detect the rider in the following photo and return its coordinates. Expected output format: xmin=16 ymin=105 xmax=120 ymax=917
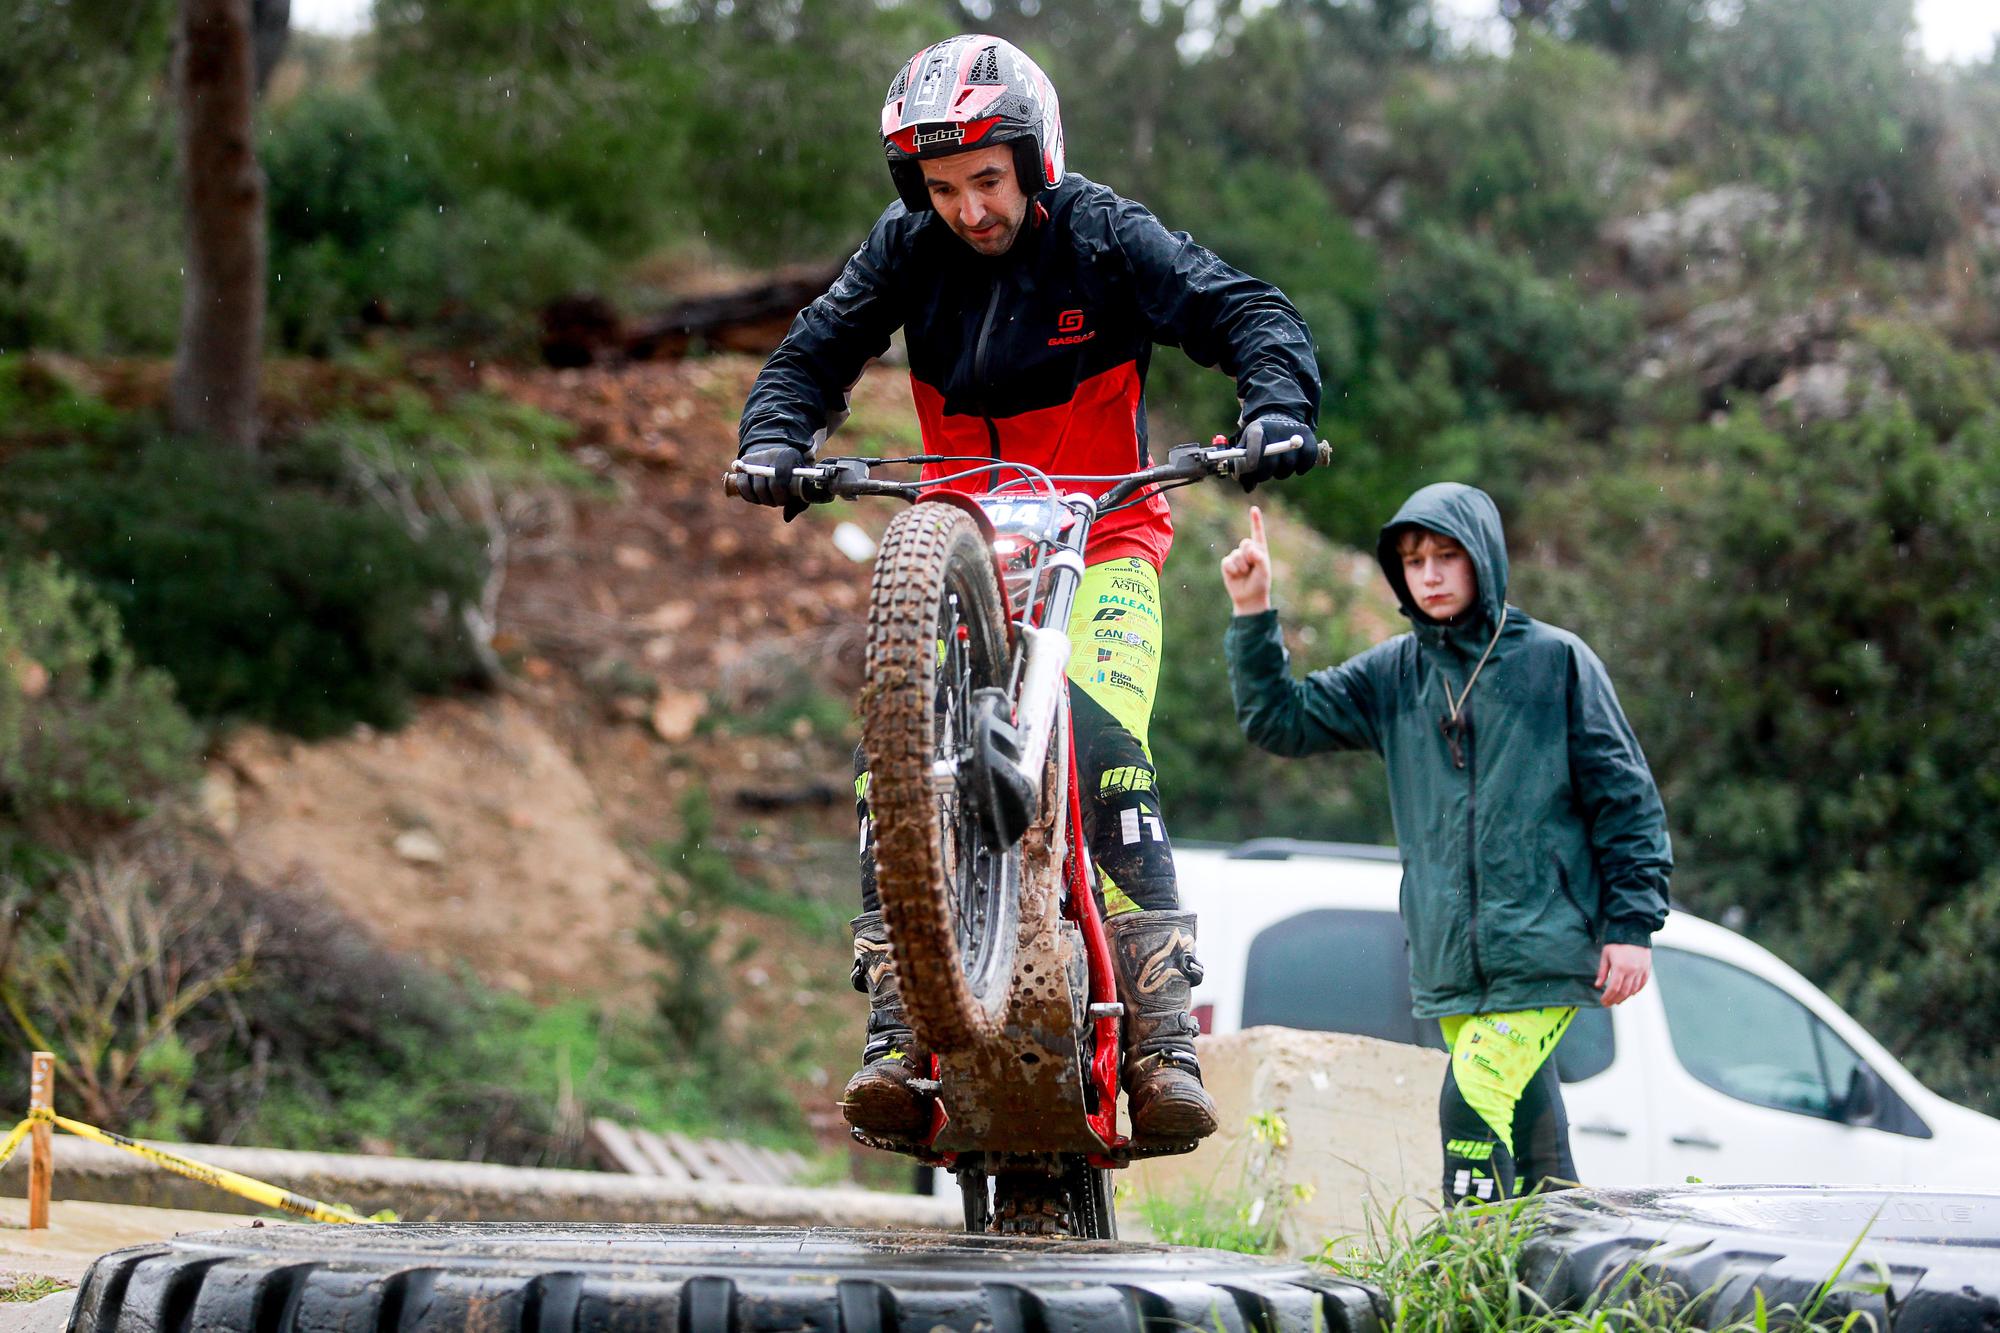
xmin=735 ymin=34 xmax=1323 ymax=1146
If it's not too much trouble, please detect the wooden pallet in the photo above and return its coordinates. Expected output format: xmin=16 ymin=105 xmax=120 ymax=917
xmin=585 ymin=1118 xmax=810 ymax=1187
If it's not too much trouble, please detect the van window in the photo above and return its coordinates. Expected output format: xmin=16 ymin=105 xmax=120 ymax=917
xmin=1242 ymin=910 xmax=1425 ymax=1045
xmin=1555 ymin=1007 xmax=1615 ymax=1083
xmin=1242 ymin=910 xmax=1622 ymax=1079
xmin=1655 ymin=947 xmax=1844 ymax=1119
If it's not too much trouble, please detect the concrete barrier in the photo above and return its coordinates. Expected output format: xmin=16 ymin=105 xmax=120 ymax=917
xmin=0 ymin=1137 xmax=959 ymax=1230
xmin=1125 ymin=1027 xmax=1445 ymax=1255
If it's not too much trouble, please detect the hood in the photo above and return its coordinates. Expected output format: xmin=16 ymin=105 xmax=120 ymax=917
xmin=1376 ymin=482 xmax=1509 ymax=633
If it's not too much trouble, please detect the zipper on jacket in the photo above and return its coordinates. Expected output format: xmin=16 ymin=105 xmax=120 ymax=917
xmin=1465 ymin=715 xmax=1489 ymax=997
xmin=972 ymin=281 xmax=1005 ymax=460
xmin=1555 ymin=859 xmax=1599 ymax=942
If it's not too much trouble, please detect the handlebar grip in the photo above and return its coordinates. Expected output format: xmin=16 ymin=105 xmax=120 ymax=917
xmin=723 ymin=472 xmax=743 ymax=499
xmin=1316 ymin=439 xmax=1333 ymax=468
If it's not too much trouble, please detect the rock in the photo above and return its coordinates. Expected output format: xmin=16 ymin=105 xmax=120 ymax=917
xmin=1125 ymin=1026 xmax=1443 ymax=1254
xmin=1765 ymin=342 xmax=1894 ymax=424
xmin=637 ymin=600 xmax=697 ymax=633
xmin=1608 ymin=185 xmax=1790 ymax=286
xmin=198 ymin=768 xmax=239 ymax=838
xmin=649 ymin=688 xmax=707 ymax=744
xmin=1650 ymin=296 xmax=1849 ymax=413
xmin=1768 ymin=360 xmax=1853 ymax=422
xmin=392 ymin=829 xmax=447 ymax=866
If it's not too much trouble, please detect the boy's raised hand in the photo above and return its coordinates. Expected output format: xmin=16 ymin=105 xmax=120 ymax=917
xmin=1220 ymin=506 xmax=1273 ymax=616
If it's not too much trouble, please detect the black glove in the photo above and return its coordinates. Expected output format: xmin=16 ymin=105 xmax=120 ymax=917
xmin=1237 ymin=414 xmax=1319 ymax=493
xmin=737 ymin=443 xmax=806 ymax=511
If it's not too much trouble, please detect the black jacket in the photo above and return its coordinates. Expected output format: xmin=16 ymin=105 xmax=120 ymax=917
xmin=738 ymin=174 xmax=1320 ymax=567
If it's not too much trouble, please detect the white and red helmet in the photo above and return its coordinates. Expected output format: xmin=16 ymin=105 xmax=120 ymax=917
xmin=881 ymin=35 xmax=1065 ymax=212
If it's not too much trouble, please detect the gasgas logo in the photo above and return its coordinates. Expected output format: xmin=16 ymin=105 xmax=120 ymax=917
xmin=1048 ymin=308 xmax=1096 ymax=347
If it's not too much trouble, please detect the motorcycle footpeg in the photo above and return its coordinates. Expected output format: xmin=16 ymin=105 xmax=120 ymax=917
xmin=967 ymin=687 xmax=1038 ymax=851
xmin=904 ymin=1078 xmax=942 ymax=1097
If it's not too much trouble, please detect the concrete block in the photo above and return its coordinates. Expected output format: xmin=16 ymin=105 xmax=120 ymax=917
xmin=1125 ymin=1027 xmax=1445 ymax=1254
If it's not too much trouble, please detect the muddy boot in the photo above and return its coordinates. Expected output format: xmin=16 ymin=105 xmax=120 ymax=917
xmin=1106 ymin=910 xmax=1219 ymax=1143
xmin=840 ymin=912 xmax=933 ymax=1141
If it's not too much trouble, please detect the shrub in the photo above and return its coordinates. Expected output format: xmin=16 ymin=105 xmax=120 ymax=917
xmin=1387 ymin=37 xmax=1628 ymax=258
xmin=0 ymin=139 xmax=183 ymax=355
xmin=1382 ymin=227 xmax=1634 ymax=427
xmin=1700 ymin=0 xmax=1956 ymax=256
xmin=0 ymin=556 xmax=200 ymax=824
xmin=381 ymin=190 xmax=609 ymax=347
xmin=263 ymin=89 xmax=452 ymax=352
xmin=372 ymin=0 xmax=690 ymax=259
xmin=3 ymin=434 xmax=484 ymax=739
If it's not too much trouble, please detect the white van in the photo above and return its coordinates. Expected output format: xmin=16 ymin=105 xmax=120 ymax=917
xmin=1176 ymin=839 xmax=2000 ymax=1188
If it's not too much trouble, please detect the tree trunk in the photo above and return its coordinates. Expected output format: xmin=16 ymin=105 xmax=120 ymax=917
xmin=170 ymin=0 xmax=265 ymax=454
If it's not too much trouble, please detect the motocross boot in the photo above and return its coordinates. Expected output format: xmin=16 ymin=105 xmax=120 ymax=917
xmin=840 ymin=911 xmax=932 ymax=1141
xmin=1106 ymin=909 xmax=1219 ymax=1143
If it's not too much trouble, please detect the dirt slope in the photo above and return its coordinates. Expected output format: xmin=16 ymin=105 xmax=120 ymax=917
xmin=209 ymin=355 xmax=889 ymax=1009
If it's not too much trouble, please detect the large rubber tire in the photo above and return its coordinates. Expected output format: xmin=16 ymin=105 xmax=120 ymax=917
xmin=70 ymin=1224 xmax=1385 ymax=1332
xmin=861 ymin=503 xmax=1020 ymax=1053
xmin=1519 ymin=1185 xmax=2000 ymax=1331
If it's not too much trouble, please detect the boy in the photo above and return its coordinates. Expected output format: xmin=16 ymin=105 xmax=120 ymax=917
xmin=1220 ymin=483 xmax=1671 ymax=1204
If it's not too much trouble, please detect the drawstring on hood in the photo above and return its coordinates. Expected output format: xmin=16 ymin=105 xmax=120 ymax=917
xmin=1377 ymin=483 xmax=1514 ymax=767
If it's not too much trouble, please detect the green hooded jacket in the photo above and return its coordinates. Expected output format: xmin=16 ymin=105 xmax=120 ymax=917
xmin=1225 ymin=483 xmax=1671 ymax=1017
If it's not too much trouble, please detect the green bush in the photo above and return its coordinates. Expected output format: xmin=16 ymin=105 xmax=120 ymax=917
xmin=264 ymin=89 xmax=453 ymax=352
xmin=1144 ymin=156 xmax=1379 ymax=436
xmin=372 ymin=0 xmax=691 ymax=259
xmin=382 ymin=190 xmax=609 ymax=346
xmin=1387 ymin=37 xmax=1627 ymax=258
xmin=0 ymin=139 xmax=183 ymax=355
xmin=1382 ymin=227 xmax=1634 ymax=427
xmin=4 ymin=433 xmax=484 ymax=739
xmin=0 ymin=557 xmax=200 ymax=823
xmin=1514 ymin=396 xmax=2000 ymax=1114
xmin=1701 ymin=0 xmax=1955 ymax=256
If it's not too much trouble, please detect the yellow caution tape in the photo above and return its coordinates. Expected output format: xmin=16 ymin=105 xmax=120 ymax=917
xmin=8 ymin=1108 xmax=375 ymax=1224
xmin=0 ymin=1117 xmax=34 ymax=1172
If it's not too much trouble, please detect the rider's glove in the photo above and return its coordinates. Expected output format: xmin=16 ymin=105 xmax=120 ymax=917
xmin=1236 ymin=414 xmax=1319 ymax=493
xmin=737 ymin=443 xmax=809 ymax=519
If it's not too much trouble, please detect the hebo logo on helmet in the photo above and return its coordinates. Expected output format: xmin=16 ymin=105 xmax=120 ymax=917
xmin=881 ymin=35 xmax=1066 ymax=216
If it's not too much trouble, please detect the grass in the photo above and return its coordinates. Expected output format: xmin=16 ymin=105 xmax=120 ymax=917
xmin=0 ymin=1273 xmax=74 ymax=1303
xmin=1314 ymin=1195 xmax=1890 ymax=1332
xmin=1131 ymin=1111 xmax=1309 ymax=1256
xmin=243 ymin=987 xmax=813 ymax=1164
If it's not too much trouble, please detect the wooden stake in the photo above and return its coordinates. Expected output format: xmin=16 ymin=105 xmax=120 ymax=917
xmin=28 ymin=1051 xmax=53 ymax=1230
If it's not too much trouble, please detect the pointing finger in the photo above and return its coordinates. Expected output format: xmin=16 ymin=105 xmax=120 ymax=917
xmin=1249 ymin=506 xmax=1266 ymax=548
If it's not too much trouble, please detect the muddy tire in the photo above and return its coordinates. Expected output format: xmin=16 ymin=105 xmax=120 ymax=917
xmin=70 ymin=1223 xmax=1385 ymax=1332
xmin=1519 ymin=1185 xmax=2000 ymax=1330
xmin=861 ymin=503 xmax=1020 ymax=1052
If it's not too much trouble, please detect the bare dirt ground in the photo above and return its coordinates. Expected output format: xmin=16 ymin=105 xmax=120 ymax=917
xmin=207 ymin=357 xmax=897 ymax=1118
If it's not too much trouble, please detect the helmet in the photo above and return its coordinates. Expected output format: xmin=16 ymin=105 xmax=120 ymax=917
xmin=881 ymin=35 xmax=1065 ymax=213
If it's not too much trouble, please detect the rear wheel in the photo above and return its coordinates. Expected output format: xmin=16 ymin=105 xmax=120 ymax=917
xmin=862 ymin=504 xmax=1020 ymax=1052
xmin=1063 ymin=1156 xmax=1119 ymax=1240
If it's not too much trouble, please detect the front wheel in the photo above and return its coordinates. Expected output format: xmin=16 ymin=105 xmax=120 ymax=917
xmin=862 ymin=503 xmax=1021 ymax=1052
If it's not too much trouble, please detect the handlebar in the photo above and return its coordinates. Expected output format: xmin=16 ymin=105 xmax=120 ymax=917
xmin=723 ymin=435 xmax=1331 ymax=511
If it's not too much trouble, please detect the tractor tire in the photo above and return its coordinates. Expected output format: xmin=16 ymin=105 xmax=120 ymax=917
xmin=70 ymin=1222 xmax=1385 ymax=1332
xmin=1519 ymin=1185 xmax=2000 ymax=1331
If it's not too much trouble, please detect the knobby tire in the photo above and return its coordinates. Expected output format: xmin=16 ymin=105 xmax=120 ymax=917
xmin=861 ymin=504 xmax=1020 ymax=1052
